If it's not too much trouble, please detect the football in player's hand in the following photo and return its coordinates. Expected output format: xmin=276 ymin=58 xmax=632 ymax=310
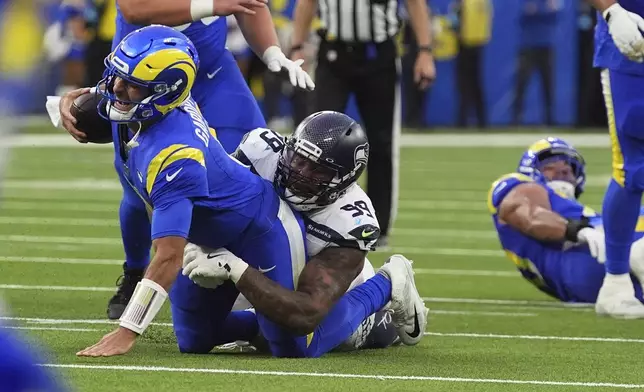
xmin=70 ymin=93 xmax=113 ymax=144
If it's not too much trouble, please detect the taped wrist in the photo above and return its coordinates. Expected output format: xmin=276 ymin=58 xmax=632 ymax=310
xmin=564 ymin=218 xmax=592 ymax=242
xmin=119 ymin=278 xmax=168 ymax=335
xmin=190 ymin=0 xmax=214 ymax=21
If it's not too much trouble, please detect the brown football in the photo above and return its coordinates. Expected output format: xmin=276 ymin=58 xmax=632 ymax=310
xmin=70 ymin=93 xmax=113 ymax=144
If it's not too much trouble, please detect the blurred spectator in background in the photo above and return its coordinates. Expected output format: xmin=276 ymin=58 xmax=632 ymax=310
xmin=513 ymin=0 xmax=561 ymax=126
xmin=43 ymin=0 xmax=88 ymax=95
xmin=400 ymin=2 xmax=433 ymax=129
xmin=576 ymin=1 xmax=606 ymax=128
xmin=449 ymin=0 xmax=491 ymax=129
xmin=84 ymin=0 xmax=116 ymax=85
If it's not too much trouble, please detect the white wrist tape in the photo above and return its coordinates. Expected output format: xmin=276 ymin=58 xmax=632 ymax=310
xmin=229 ymin=261 xmax=249 ymax=284
xmin=190 ymin=0 xmax=214 ymax=21
xmin=119 ymin=278 xmax=168 ymax=335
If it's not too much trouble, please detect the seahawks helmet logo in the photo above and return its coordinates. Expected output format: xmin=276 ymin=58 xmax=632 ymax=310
xmin=354 ymin=143 xmax=369 ymax=167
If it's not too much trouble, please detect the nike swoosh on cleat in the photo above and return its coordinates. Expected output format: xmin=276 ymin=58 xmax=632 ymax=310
xmin=406 ymin=305 xmax=421 ymax=339
xmin=362 ymin=229 xmax=376 ymax=238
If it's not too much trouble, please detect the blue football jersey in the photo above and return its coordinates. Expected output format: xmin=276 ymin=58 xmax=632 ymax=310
xmin=594 ymin=0 xmax=644 ymax=75
xmin=487 ymin=173 xmax=600 ymax=298
xmin=118 ymin=97 xmax=271 ymax=248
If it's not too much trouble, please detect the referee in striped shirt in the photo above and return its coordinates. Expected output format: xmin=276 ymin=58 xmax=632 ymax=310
xmin=290 ymin=0 xmax=435 ymax=247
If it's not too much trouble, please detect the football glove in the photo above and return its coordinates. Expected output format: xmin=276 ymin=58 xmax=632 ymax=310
xmin=182 ymin=243 xmax=249 ymax=287
xmin=262 ymin=46 xmax=315 ymax=91
xmin=603 ymin=3 xmax=644 ymax=63
xmin=577 ymin=227 xmax=607 ymax=263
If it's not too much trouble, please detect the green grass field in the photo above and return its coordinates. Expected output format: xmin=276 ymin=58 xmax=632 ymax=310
xmin=3 ymin=132 xmax=644 ymax=391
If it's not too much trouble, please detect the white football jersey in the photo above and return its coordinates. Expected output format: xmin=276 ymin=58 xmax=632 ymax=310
xmin=235 ymin=128 xmax=382 ymax=255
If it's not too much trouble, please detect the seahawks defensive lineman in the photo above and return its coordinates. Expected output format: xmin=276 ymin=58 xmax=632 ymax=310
xmin=488 ymin=137 xmax=644 ymax=305
xmin=183 ymin=111 xmax=428 ymax=356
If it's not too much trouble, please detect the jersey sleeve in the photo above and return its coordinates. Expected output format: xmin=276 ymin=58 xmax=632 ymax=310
xmin=233 ymin=128 xmax=283 ymax=181
xmin=307 ymin=186 xmax=381 ymax=252
xmin=486 ymin=173 xmax=534 ymax=214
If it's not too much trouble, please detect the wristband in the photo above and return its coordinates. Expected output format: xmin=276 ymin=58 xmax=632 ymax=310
xmin=418 ymin=45 xmax=433 ymax=54
xmin=119 ymin=278 xmax=168 ymax=335
xmin=564 ymin=218 xmax=592 ymax=242
xmin=190 ymin=0 xmax=214 ymax=21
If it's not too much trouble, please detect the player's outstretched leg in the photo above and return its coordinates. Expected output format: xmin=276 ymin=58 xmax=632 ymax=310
xmin=596 ymin=69 xmax=644 ymax=318
xmin=378 ymin=254 xmax=429 ymax=345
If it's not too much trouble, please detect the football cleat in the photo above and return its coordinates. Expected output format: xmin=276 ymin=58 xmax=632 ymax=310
xmin=378 ymin=254 xmax=428 ymax=345
xmin=106 ymin=262 xmax=145 ymax=320
xmin=595 ymin=273 xmax=644 ymax=319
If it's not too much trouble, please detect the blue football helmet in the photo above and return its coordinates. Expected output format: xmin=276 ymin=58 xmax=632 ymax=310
xmin=517 ymin=137 xmax=587 ymax=198
xmin=98 ymin=25 xmax=199 ymax=123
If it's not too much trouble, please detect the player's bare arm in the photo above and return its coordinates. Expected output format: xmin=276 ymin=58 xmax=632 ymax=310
xmin=236 ymin=247 xmax=365 ymax=335
xmin=77 ymin=235 xmax=186 ymax=357
xmin=234 ymin=7 xmax=280 ymax=56
xmin=498 ymin=183 xmax=569 ymax=242
xmin=116 ymin=0 xmax=267 ymax=25
xmin=586 ymin=0 xmax=617 ymax=12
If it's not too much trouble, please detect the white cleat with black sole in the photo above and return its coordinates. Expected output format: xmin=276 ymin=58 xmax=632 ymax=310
xmin=378 ymin=254 xmax=428 ymax=345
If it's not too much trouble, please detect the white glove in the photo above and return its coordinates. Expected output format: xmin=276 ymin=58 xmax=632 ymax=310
xmin=577 ymin=227 xmax=606 ymax=263
xmin=182 ymin=244 xmax=249 ymax=288
xmin=262 ymin=46 xmax=315 ymax=91
xmin=603 ymin=3 xmax=644 ymax=63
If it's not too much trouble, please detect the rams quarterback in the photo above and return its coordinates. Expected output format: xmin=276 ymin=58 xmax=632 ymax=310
xmin=183 ymin=112 xmax=428 ymax=356
xmin=75 ymin=25 xmax=311 ymax=358
xmin=57 ymin=0 xmax=314 ymax=320
xmin=589 ymin=0 xmax=644 ymax=317
xmin=489 ymin=137 xmax=644 ymax=305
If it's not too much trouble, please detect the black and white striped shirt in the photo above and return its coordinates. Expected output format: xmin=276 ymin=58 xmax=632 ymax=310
xmin=318 ymin=0 xmax=400 ymax=43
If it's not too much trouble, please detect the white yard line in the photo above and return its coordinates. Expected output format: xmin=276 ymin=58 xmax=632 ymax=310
xmin=423 ymin=297 xmax=593 ymax=308
xmin=38 ymin=363 xmax=644 ymax=388
xmin=425 ymin=332 xmax=644 ymax=344
xmin=0 ymin=217 xmax=119 ymax=227
xmin=415 ymin=268 xmax=516 ymax=277
xmin=0 ymin=325 xmax=99 ymax=332
xmin=0 ymin=256 xmax=122 ymax=265
xmin=0 ymin=284 xmax=114 ymax=292
xmin=431 ymin=310 xmax=536 ymax=317
xmin=10 ymin=133 xmax=612 ymax=148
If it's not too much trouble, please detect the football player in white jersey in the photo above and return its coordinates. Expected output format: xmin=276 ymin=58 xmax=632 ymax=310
xmin=183 ymin=111 xmax=428 ymax=356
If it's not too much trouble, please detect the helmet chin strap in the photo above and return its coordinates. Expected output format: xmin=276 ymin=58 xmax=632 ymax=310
xmin=106 ymin=95 xmax=155 ymax=123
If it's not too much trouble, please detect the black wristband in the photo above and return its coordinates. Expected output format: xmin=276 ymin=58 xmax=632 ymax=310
xmin=564 ymin=218 xmax=592 ymax=242
xmin=418 ymin=45 xmax=433 ymax=54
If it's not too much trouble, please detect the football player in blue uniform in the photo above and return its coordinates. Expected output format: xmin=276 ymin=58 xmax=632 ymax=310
xmin=488 ymin=137 xmax=644 ymax=304
xmin=590 ymin=0 xmax=644 ymax=317
xmin=57 ymin=0 xmax=314 ymax=320
xmin=182 ymin=112 xmax=428 ymax=356
xmin=75 ymin=25 xmax=312 ymax=357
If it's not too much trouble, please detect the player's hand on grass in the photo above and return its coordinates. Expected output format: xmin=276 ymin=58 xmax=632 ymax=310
xmin=76 ymin=327 xmax=137 ymax=357
xmin=603 ymin=3 xmax=644 ymax=62
xmin=215 ymin=0 xmax=267 ymax=16
xmin=577 ymin=228 xmax=606 ymax=263
xmin=59 ymin=87 xmax=91 ymax=143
